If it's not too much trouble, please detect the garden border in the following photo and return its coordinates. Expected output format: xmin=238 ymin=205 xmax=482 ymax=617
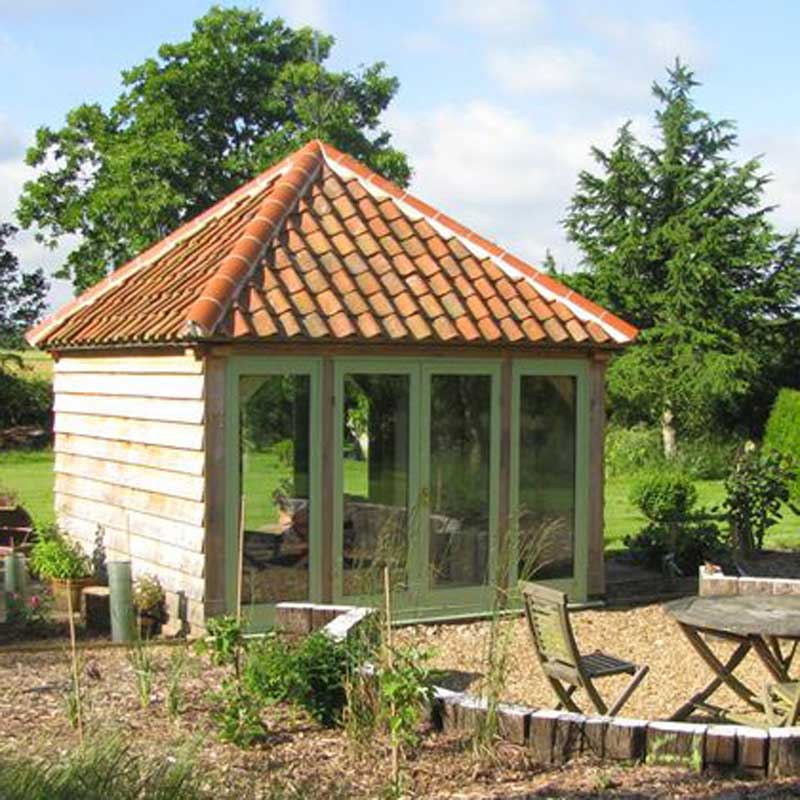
xmin=276 ymin=601 xmax=800 ymax=778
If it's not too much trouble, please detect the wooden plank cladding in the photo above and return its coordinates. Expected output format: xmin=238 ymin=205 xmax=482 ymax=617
xmin=52 ymin=352 xmax=207 ymax=629
xmin=54 ymin=371 xmax=204 ymax=399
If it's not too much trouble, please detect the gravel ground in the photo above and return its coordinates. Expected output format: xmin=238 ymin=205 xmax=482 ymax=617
xmin=399 ymin=602 xmax=780 ymax=721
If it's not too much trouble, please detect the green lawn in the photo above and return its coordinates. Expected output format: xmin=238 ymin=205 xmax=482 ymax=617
xmin=0 ymin=449 xmax=56 ymax=527
xmin=605 ymin=476 xmax=800 ymax=552
xmin=2 ymin=448 xmax=798 ymax=552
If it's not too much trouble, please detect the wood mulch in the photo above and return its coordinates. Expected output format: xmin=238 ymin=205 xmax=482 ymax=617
xmin=2 ymin=639 xmax=800 ymax=797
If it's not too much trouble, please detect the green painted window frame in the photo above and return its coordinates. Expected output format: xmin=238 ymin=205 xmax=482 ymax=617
xmin=509 ymin=359 xmax=590 ymax=603
xmin=224 ymin=356 xmax=323 ymax=627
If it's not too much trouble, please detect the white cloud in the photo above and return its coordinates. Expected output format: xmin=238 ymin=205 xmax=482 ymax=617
xmin=386 ymin=102 xmax=626 ymax=270
xmin=0 ymin=133 xmax=76 ymax=312
xmin=271 ymin=0 xmax=330 ymax=29
xmin=741 ymin=129 xmax=800 ymax=234
xmin=586 ymin=15 xmax=708 ymax=69
xmin=487 ymin=43 xmax=635 ymax=97
xmin=484 ymin=9 xmax=708 ymax=102
xmin=443 ymin=0 xmax=546 ymax=35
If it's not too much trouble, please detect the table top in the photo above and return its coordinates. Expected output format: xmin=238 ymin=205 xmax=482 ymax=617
xmin=665 ymin=595 xmax=800 ymax=638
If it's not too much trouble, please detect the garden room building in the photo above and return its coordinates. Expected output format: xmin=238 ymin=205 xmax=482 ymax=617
xmin=28 ymin=140 xmax=637 ymax=630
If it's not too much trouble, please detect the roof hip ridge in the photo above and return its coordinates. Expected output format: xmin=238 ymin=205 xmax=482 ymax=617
xmin=184 ymin=140 xmax=323 ymax=336
xmin=25 ymin=145 xmax=313 ymax=348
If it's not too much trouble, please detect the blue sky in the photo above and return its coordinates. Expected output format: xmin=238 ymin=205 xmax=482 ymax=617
xmin=2 ymin=0 xmax=800 ymax=310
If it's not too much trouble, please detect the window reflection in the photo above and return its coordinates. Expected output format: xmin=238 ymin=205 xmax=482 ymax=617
xmin=240 ymin=374 xmax=310 ymax=605
xmin=341 ymin=374 xmax=410 ymax=596
xmin=518 ymin=375 xmax=576 ymax=581
xmin=429 ymin=374 xmax=492 ymax=588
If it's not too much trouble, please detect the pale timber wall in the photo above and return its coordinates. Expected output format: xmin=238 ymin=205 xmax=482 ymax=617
xmin=52 ymin=352 xmax=207 ymax=628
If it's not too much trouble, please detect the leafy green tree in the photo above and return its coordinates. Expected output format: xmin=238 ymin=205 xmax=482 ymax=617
xmin=0 ymin=223 xmax=48 ymax=349
xmin=564 ymin=62 xmax=800 ymax=456
xmin=17 ymin=6 xmax=410 ymax=293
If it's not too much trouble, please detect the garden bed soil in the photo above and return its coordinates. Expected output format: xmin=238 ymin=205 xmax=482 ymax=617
xmin=1 ymin=642 xmax=799 ymax=798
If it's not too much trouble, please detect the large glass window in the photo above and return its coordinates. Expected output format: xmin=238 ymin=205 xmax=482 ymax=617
xmin=240 ymin=374 xmax=311 ymax=605
xmin=429 ymin=374 xmax=492 ymax=589
xmin=517 ymin=375 xmax=576 ymax=581
xmin=341 ymin=374 xmax=410 ymax=596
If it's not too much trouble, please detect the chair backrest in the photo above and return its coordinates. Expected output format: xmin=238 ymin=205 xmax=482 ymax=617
xmin=520 ymin=581 xmax=581 ymax=681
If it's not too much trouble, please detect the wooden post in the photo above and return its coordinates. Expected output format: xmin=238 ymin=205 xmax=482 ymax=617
xmin=383 ymin=565 xmax=398 ymax=787
xmin=587 ymin=355 xmax=608 ymax=598
xmin=66 ymin=579 xmax=83 ymax=744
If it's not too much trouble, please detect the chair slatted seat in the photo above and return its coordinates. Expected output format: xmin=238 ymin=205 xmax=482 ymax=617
xmin=520 ymin=581 xmax=649 ymax=716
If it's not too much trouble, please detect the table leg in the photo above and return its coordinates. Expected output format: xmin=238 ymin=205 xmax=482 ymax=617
xmin=754 ymin=637 xmax=791 ymax=682
xmin=670 ymin=624 xmax=759 ymax=720
xmin=767 ymin=637 xmax=798 ymax=677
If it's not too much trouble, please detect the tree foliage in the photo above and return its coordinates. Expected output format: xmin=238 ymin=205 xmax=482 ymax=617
xmin=563 ymin=62 xmax=800 ymax=452
xmin=0 ymin=223 xmax=48 ymax=348
xmin=17 ymin=6 xmax=410 ymax=293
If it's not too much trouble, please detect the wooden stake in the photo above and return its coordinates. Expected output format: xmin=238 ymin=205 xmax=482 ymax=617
xmin=66 ymin=579 xmax=83 ymax=744
xmin=383 ymin=566 xmax=398 ymax=787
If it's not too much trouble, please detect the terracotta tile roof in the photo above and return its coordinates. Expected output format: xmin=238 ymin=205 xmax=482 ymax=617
xmin=28 ymin=140 xmax=637 ymax=349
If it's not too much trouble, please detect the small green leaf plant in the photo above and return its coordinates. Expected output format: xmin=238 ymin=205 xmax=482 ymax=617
xmin=199 ymin=615 xmax=267 ymax=747
xmin=29 ymin=527 xmax=92 ymax=581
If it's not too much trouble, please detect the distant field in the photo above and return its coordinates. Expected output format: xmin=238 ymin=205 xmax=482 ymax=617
xmin=1 ymin=448 xmax=798 ymax=551
xmin=0 ymin=349 xmax=53 ymax=380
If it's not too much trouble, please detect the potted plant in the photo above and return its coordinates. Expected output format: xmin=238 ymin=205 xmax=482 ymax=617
xmin=0 ymin=486 xmax=34 ymax=553
xmin=132 ymin=574 xmax=166 ymax=638
xmin=29 ymin=527 xmax=94 ymax=612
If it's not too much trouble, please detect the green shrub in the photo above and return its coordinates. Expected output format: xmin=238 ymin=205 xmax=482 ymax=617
xmin=625 ymin=470 xmax=725 ymax=574
xmin=629 ymin=472 xmax=698 ymax=521
xmin=29 ymin=528 xmax=92 ymax=580
xmin=764 ymin=388 xmax=800 ymax=503
xmin=723 ymin=443 xmax=796 ymax=554
xmin=210 ymin=677 xmax=267 ymax=747
xmin=676 ymin=435 xmax=741 ymax=480
xmin=624 ymin=520 xmax=725 ymax=575
xmin=243 ymin=633 xmax=294 ymax=704
xmin=0 ymin=369 xmax=51 ymax=429
xmin=606 ymin=425 xmax=738 ymax=480
xmin=245 ymin=631 xmax=362 ymax=727
xmin=605 ymin=425 xmax=662 ymax=477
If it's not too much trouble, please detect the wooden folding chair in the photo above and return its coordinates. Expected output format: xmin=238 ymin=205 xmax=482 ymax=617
xmin=762 ymin=681 xmax=800 ymax=727
xmin=520 ymin=581 xmax=649 ymax=716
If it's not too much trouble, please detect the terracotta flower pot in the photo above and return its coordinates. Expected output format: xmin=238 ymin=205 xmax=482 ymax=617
xmin=51 ymin=577 xmax=95 ymax=613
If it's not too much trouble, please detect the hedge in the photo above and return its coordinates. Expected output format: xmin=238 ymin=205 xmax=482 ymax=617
xmin=764 ymin=388 xmax=800 ymax=502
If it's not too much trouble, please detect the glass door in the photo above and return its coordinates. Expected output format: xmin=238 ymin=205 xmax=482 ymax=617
xmin=419 ymin=363 xmax=500 ymax=614
xmin=226 ymin=358 xmax=321 ymax=626
xmin=333 ymin=363 xmax=420 ymax=606
xmin=511 ymin=361 xmax=589 ymax=601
